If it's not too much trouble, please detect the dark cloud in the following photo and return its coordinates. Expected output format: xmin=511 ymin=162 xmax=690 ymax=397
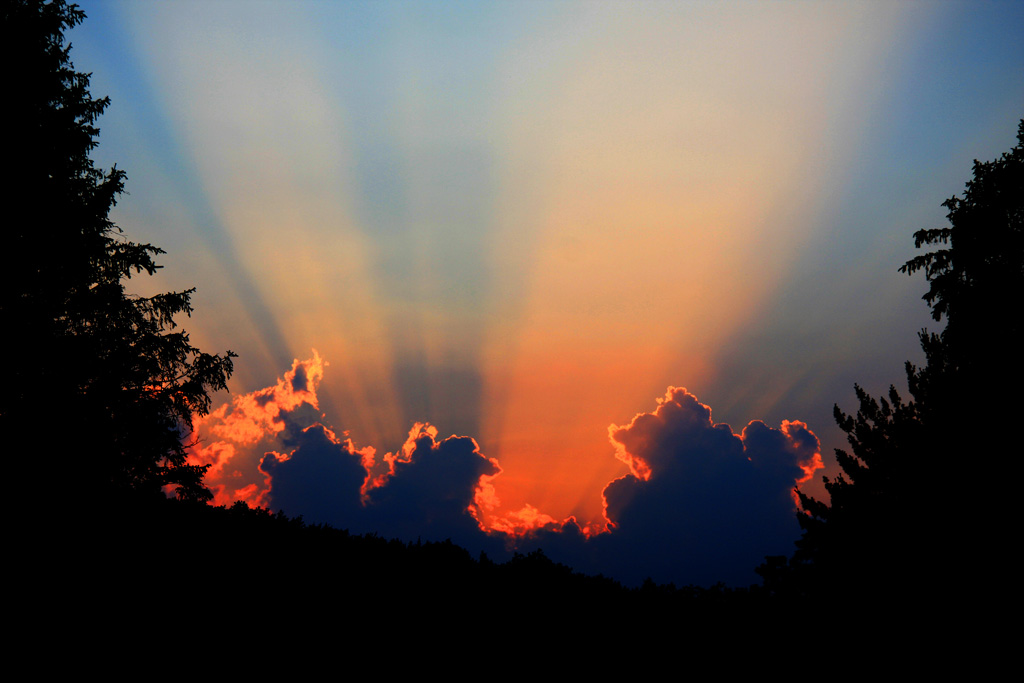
xmin=193 ymin=358 xmax=821 ymax=587
xmin=363 ymin=424 xmax=503 ymax=551
xmin=290 ymin=364 xmax=309 ymax=392
xmin=524 ymin=387 xmax=822 ymax=587
xmin=259 ymin=424 xmax=369 ymax=530
xmin=254 ymin=419 xmax=506 ymax=555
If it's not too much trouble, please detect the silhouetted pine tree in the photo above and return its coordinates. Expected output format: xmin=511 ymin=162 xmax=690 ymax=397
xmin=1 ymin=0 xmax=234 ymax=501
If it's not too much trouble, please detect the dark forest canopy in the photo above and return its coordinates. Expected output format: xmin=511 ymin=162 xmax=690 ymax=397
xmin=1 ymin=0 xmax=234 ymax=500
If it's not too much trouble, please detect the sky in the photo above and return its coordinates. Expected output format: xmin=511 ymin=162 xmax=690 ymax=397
xmin=70 ymin=0 xmax=1023 ymax=586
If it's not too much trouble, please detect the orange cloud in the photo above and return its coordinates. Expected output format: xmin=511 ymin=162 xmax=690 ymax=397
xmin=210 ymin=351 xmax=324 ymax=444
xmin=483 ymin=504 xmax=559 ymax=537
xmin=187 ymin=351 xmax=327 ymax=507
xmin=780 ymin=419 xmax=825 ymax=506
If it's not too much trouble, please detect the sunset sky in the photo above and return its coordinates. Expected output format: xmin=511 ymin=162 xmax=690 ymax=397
xmin=70 ymin=0 xmax=1023 ymax=586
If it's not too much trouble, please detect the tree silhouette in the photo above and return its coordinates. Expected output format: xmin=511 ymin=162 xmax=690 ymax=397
xmin=762 ymin=120 xmax=1024 ymax=604
xmin=1 ymin=0 xmax=234 ymax=501
xmin=900 ymin=120 xmax=1024 ymax=428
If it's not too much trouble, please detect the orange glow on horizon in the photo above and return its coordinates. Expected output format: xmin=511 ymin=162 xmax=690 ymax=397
xmin=483 ymin=504 xmax=558 ymax=537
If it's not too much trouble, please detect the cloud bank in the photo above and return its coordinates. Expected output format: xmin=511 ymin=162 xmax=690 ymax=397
xmin=190 ymin=355 xmax=821 ymax=586
xmin=595 ymin=387 xmax=821 ymax=586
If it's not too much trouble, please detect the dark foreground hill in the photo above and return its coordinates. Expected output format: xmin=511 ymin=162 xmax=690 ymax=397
xmin=23 ymin=492 xmax=956 ymax=671
xmin=45 ymin=493 xmax=791 ymax=635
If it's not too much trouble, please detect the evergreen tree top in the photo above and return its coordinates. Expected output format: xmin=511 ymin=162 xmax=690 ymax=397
xmin=2 ymin=0 xmax=235 ymax=501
